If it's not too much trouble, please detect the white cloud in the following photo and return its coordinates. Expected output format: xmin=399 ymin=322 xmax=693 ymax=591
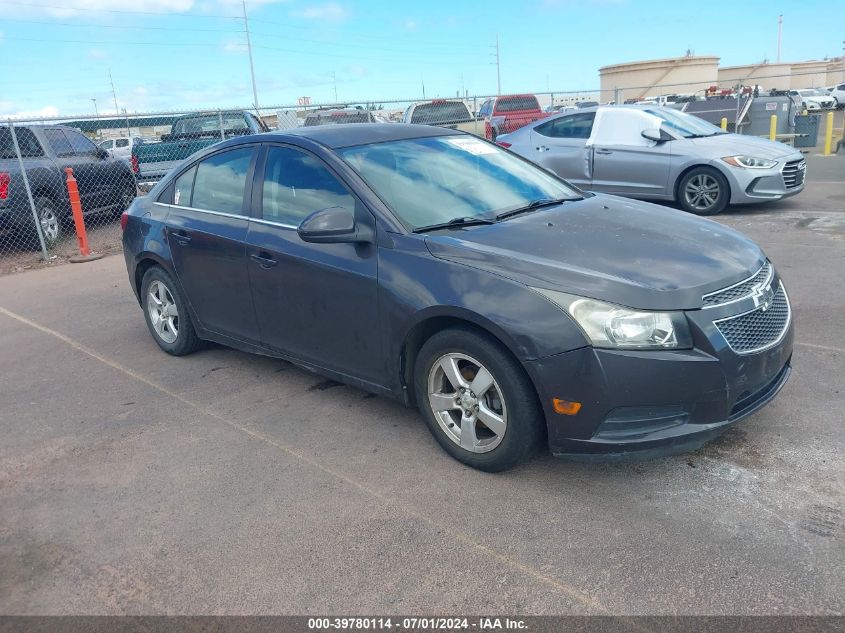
xmin=88 ymin=48 xmax=107 ymax=59
xmin=1 ymin=105 xmax=61 ymax=119
xmin=291 ymin=2 xmax=348 ymax=22
xmin=224 ymin=41 xmax=248 ymax=54
xmin=404 ymin=20 xmax=418 ymax=31
xmin=0 ymin=0 xmax=194 ymax=18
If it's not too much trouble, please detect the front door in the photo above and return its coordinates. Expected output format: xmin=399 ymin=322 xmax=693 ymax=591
xmin=529 ymin=112 xmax=595 ymax=188
xmin=165 ymin=146 xmax=261 ymax=343
xmin=245 ymin=145 xmax=381 ymax=384
xmin=590 ymin=141 xmax=672 ymax=197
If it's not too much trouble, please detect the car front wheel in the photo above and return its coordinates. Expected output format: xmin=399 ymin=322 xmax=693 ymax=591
xmin=677 ymin=167 xmax=730 ymax=216
xmin=141 ymin=266 xmax=202 ymax=356
xmin=414 ymin=327 xmax=543 ymax=472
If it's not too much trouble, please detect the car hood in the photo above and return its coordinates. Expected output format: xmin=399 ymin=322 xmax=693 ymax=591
xmin=424 ymin=195 xmax=765 ymax=311
xmin=685 ymin=133 xmax=799 ymax=159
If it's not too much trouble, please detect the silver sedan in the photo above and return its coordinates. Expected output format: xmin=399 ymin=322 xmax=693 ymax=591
xmin=496 ymin=105 xmax=805 ymax=215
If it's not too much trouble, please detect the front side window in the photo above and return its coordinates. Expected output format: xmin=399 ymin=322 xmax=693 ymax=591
xmin=340 ymin=135 xmax=579 ymax=230
xmin=262 ymin=146 xmax=355 ymax=226
xmin=43 ymin=128 xmax=74 ymax=156
xmin=535 ymin=113 xmax=595 ymax=139
xmin=64 ymin=130 xmax=97 ymax=155
xmin=99 ymin=140 xmax=114 ymax=150
xmin=190 ymin=147 xmax=254 ymax=215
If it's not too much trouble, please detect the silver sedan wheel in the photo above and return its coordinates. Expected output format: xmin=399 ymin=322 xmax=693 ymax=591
xmin=39 ymin=205 xmax=60 ymax=242
xmin=684 ymin=174 xmax=720 ymax=211
xmin=146 ymin=280 xmax=179 ymax=344
xmin=427 ymin=353 xmax=507 ymax=454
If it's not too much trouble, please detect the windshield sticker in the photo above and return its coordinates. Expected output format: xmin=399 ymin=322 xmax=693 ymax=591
xmin=446 ymin=137 xmax=498 ymax=155
xmin=174 ymin=190 xmax=181 ymax=205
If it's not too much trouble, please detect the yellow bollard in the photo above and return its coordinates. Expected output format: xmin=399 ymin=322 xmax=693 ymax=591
xmin=769 ymin=114 xmax=777 ymax=141
xmin=823 ymin=111 xmax=834 ymax=156
xmin=720 ymin=117 xmax=728 ymax=131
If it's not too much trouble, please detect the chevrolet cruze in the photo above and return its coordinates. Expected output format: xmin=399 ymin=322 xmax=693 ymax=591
xmin=122 ymin=124 xmax=793 ymax=471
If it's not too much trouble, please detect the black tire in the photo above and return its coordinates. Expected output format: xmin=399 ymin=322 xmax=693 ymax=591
xmin=118 ymin=180 xmax=138 ymax=214
xmin=32 ymin=196 xmax=64 ymax=248
xmin=677 ymin=166 xmax=730 ymax=216
xmin=413 ymin=327 xmax=544 ymax=472
xmin=140 ymin=266 xmax=202 ymax=356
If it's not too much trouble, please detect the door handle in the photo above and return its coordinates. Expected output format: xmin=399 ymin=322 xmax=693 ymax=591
xmin=170 ymin=230 xmax=191 ymax=245
xmin=250 ymin=252 xmax=278 ymax=269
xmin=595 ymin=148 xmax=613 ymax=155
xmin=536 ymin=145 xmax=550 ymax=152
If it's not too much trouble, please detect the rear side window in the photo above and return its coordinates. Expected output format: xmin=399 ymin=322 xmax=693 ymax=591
xmin=115 ymin=138 xmax=130 ymax=148
xmin=190 ymin=147 xmax=254 ymax=215
xmin=410 ymin=102 xmax=472 ymax=125
xmin=64 ymin=129 xmax=97 ymax=155
xmin=0 ymin=127 xmax=44 ymax=158
xmin=262 ymin=146 xmax=355 ymax=226
xmin=43 ymin=129 xmax=74 ymax=156
xmin=494 ymin=95 xmax=540 ymax=113
xmin=535 ymin=113 xmax=595 ymax=139
xmin=173 ymin=166 xmax=197 ymax=206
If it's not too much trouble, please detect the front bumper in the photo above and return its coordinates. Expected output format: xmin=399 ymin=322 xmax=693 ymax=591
xmin=523 ymin=289 xmax=794 ymax=457
xmin=725 ymin=156 xmax=806 ymax=204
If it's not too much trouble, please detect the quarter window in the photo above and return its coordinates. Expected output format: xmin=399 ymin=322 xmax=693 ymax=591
xmin=534 ymin=113 xmax=595 ymax=139
xmin=173 ymin=166 xmax=197 ymax=206
xmin=190 ymin=147 xmax=254 ymax=215
xmin=262 ymin=146 xmax=355 ymax=226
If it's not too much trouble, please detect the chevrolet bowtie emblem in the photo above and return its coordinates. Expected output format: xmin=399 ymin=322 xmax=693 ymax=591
xmin=751 ymin=284 xmax=775 ymax=311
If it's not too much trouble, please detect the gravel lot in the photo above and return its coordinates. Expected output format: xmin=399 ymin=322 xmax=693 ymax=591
xmin=0 ymin=154 xmax=842 ymax=616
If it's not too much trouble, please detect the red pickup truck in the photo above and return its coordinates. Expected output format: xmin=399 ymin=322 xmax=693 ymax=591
xmin=478 ymin=94 xmax=547 ymax=141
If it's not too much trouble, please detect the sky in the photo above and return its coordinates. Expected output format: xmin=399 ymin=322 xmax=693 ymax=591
xmin=0 ymin=0 xmax=842 ymax=118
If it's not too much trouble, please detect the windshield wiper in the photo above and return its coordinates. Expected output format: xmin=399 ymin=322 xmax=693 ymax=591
xmin=412 ymin=216 xmax=496 ymax=233
xmin=495 ymin=197 xmax=576 ymax=221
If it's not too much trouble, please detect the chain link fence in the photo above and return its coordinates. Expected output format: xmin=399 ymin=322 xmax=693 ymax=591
xmin=2 ymin=72 xmax=840 ymax=274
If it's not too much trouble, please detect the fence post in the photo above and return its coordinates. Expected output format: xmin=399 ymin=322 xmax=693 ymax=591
xmin=823 ymin=111 xmax=834 ymax=156
xmin=720 ymin=117 xmax=728 ymax=131
xmin=8 ymin=119 xmax=50 ymax=262
xmin=473 ymin=97 xmax=478 ymax=137
xmin=218 ymin=110 xmax=226 ymax=141
xmin=769 ymin=115 xmax=777 ymax=141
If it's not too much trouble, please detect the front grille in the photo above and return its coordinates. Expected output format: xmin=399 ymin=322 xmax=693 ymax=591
xmin=782 ymin=159 xmax=806 ymax=189
xmin=703 ymin=262 xmax=772 ymax=308
xmin=714 ymin=283 xmax=791 ymax=354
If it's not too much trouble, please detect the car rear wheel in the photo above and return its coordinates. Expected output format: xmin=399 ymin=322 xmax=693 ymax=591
xmin=32 ymin=196 xmax=63 ymax=248
xmin=414 ymin=327 xmax=543 ymax=472
xmin=677 ymin=167 xmax=730 ymax=216
xmin=141 ymin=266 xmax=202 ymax=356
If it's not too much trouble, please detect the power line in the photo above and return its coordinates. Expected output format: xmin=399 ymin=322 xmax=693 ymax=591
xmin=3 ymin=36 xmax=238 ymax=47
xmin=2 ymin=17 xmax=244 ymax=33
xmin=4 ymin=1 xmax=240 ymax=18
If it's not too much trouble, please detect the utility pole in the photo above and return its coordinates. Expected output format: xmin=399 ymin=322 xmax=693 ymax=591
xmin=332 ymin=71 xmax=338 ymax=103
xmin=91 ymin=98 xmax=98 ymax=116
xmin=421 ymin=74 xmax=426 ymax=99
xmin=495 ymin=33 xmax=501 ymax=95
xmin=776 ymin=14 xmax=782 ymax=63
xmin=108 ymin=70 xmax=119 ymax=114
xmin=242 ymin=0 xmax=260 ymax=114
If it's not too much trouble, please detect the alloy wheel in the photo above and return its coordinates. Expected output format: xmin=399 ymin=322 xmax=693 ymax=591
xmin=427 ymin=352 xmax=507 ymax=453
xmin=684 ymin=174 xmax=720 ymax=212
xmin=146 ymin=280 xmax=179 ymax=344
xmin=39 ymin=205 xmax=60 ymax=242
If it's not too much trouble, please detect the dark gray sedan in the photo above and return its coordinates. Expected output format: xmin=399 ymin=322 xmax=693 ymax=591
xmin=122 ymin=124 xmax=792 ymax=471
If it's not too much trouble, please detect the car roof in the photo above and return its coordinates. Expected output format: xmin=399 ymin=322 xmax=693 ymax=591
xmin=273 ymin=123 xmax=461 ymax=149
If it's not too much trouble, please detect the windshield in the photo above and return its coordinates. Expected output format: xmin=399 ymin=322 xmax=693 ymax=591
xmin=339 ymin=135 xmax=580 ymax=230
xmin=644 ymin=108 xmax=724 ymax=138
xmin=172 ymin=113 xmax=247 ymax=135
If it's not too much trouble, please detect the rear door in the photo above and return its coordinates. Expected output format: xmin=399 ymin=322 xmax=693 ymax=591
xmin=245 ymin=144 xmax=381 ymax=383
xmin=41 ymin=128 xmax=102 ymax=210
xmin=529 ymin=112 xmax=595 ymax=187
xmin=165 ymin=146 xmax=261 ymax=343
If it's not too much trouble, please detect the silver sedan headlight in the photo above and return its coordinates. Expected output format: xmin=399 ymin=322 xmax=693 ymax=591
xmin=721 ymin=155 xmax=778 ymax=169
xmin=532 ymin=288 xmax=693 ymax=350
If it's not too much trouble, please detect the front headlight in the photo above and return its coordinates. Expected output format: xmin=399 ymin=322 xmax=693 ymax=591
xmin=532 ymin=288 xmax=692 ymax=350
xmin=721 ymin=155 xmax=778 ymax=169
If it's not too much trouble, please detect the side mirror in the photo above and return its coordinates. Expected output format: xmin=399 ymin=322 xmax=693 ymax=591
xmin=641 ymin=128 xmax=663 ymax=143
xmin=96 ymin=148 xmax=110 ymax=160
xmin=297 ymin=206 xmax=373 ymax=244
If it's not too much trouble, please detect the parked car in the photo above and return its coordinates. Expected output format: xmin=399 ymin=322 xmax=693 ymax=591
xmin=304 ymin=108 xmax=388 ymax=126
xmin=131 ymin=110 xmax=268 ymax=184
xmin=401 ymin=100 xmax=474 ymax=130
xmin=98 ymin=136 xmax=148 ymax=160
xmin=123 ymin=123 xmax=792 ymax=471
xmin=544 ymin=104 xmax=577 ymax=114
xmin=828 ymin=83 xmax=845 ymax=109
xmin=477 ymin=94 xmax=546 ymax=141
xmin=788 ymin=89 xmax=836 ymax=111
xmin=496 ymin=105 xmax=805 ymax=215
xmin=1 ymin=124 xmax=137 ymax=246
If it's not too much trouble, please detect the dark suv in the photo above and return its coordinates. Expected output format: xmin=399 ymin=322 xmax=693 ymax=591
xmin=1 ymin=124 xmax=137 ymax=246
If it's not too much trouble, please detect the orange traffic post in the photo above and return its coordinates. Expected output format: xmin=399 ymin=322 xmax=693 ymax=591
xmin=64 ymin=167 xmax=103 ymax=263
